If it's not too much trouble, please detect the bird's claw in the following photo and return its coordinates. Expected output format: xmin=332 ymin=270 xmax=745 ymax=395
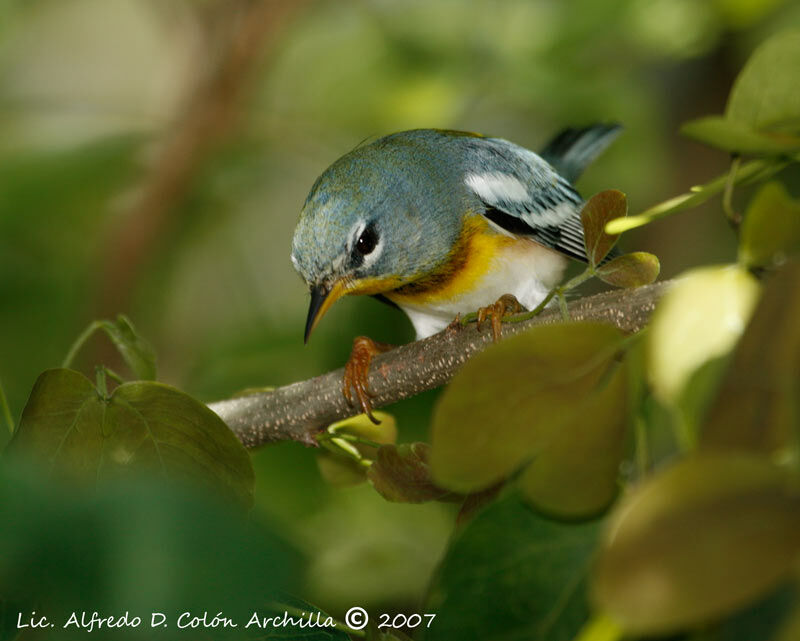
xmin=342 ymin=336 xmax=393 ymax=424
xmin=476 ymin=294 xmax=525 ymax=342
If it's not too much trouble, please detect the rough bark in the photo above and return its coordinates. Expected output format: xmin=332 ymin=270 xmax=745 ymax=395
xmin=209 ymin=281 xmax=669 ymax=448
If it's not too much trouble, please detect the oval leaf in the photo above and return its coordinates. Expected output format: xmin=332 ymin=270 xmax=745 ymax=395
xmin=596 ymin=252 xmax=660 ymax=288
xmin=591 ymin=454 xmax=800 ymax=635
xmin=368 ymin=443 xmax=456 ymax=503
xmin=646 ymin=265 xmax=760 ymax=404
xmin=681 ymin=116 xmax=800 ymax=154
xmin=580 ymin=190 xmax=627 ymax=268
xmin=430 ymin=323 xmax=625 ymax=493
xmin=426 ymin=494 xmax=601 ymax=641
xmin=518 ymin=353 xmax=628 ymax=518
xmin=100 ymin=315 xmax=157 ymax=380
xmin=727 ymin=31 xmax=800 ymax=134
xmin=701 ymin=260 xmax=800 ymax=454
xmin=6 ymin=369 xmax=254 ymax=509
xmin=739 ymin=181 xmax=800 ymax=269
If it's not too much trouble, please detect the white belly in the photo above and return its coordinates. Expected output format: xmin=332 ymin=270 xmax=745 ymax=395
xmin=397 ymin=241 xmax=568 ymax=339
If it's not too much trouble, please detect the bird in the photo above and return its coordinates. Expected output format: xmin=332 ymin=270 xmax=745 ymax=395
xmin=291 ymin=124 xmax=622 ymax=419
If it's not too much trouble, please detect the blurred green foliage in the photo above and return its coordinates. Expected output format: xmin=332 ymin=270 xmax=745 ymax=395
xmin=1 ymin=1 xmax=800 ymax=639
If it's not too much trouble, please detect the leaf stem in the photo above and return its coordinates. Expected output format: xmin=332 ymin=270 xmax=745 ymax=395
xmin=62 ymin=321 xmax=102 ymax=369
xmin=0 ymin=379 xmax=14 ymax=434
xmin=606 ymin=156 xmax=790 ymax=234
xmin=324 ymin=431 xmax=383 ymax=449
xmin=722 ymin=154 xmax=742 ymax=229
xmin=634 ymin=415 xmax=649 ymax=478
xmin=673 ymin=407 xmax=697 ymax=454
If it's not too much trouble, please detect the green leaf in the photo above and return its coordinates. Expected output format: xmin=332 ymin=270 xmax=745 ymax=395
xmin=706 ymin=582 xmax=800 ymax=641
xmin=316 ymin=411 xmax=397 ymax=486
xmin=596 ymin=252 xmax=660 ymax=288
xmin=5 ymin=368 xmax=254 ymax=509
xmin=701 ymin=261 xmax=800 ymax=455
xmin=518 ymin=351 xmax=628 ymax=518
xmin=591 ymin=453 xmax=800 ymax=636
xmin=580 ymin=190 xmax=627 ymax=268
xmin=0 ymin=464 xmax=295 ymax=635
xmin=316 ymin=452 xmax=369 ymax=486
xmin=646 ymin=265 xmax=761 ymax=404
xmin=425 ymin=493 xmax=601 ymax=641
xmin=681 ymin=116 xmax=800 ymax=154
xmin=430 ymin=323 xmax=626 ymax=494
xmin=62 ymin=315 xmax=157 ymax=381
xmin=367 ymin=443 xmax=457 ymax=503
xmin=739 ymin=182 xmax=800 ymax=269
xmin=99 ymin=315 xmax=157 ymax=380
xmin=726 ymin=31 xmax=800 ymax=134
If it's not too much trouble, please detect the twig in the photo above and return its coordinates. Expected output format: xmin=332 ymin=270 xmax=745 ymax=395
xmin=209 ymin=281 xmax=670 ymax=448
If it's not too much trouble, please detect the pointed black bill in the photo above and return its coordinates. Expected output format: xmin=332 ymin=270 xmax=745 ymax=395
xmin=304 ymin=284 xmax=329 ymax=344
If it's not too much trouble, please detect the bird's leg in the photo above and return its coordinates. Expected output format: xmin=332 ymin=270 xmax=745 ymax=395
xmin=476 ymin=294 xmax=525 ymax=342
xmin=342 ymin=336 xmax=393 ymax=424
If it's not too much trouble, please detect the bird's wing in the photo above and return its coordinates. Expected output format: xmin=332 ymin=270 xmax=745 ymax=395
xmin=460 ymin=136 xmax=589 ymax=262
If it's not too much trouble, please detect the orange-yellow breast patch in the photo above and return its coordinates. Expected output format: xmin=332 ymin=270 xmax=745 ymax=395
xmin=386 ymin=215 xmax=516 ymax=306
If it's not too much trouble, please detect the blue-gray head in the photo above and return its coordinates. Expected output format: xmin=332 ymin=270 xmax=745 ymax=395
xmin=291 ymin=132 xmax=465 ymax=341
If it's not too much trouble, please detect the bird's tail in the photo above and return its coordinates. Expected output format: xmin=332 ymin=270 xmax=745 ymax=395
xmin=539 ymin=123 xmax=622 ymax=183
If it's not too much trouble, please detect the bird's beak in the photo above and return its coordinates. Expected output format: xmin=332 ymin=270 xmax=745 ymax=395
xmin=304 ymin=280 xmax=347 ymax=343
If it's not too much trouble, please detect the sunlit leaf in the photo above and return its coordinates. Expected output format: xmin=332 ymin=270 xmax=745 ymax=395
xmin=518 ymin=352 xmax=628 ymax=518
xmin=430 ymin=323 xmax=626 ymax=493
xmin=701 ymin=261 xmax=800 ymax=455
xmin=681 ymin=116 xmax=800 ymax=154
xmin=726 ymin=31 xmax=800 ymax=134
xmin=368 ymin=443 xmax=456 ymax=503
xmin=646 ymin=265 xmax=760 ymax=404
xmin=739 ymin=182 xmax=800 ymax=269
xmin=591 ymin=453 xmax=800 ymax=636
xmin=5 ymin=369 xmax=254 ymax=509
xmin=426 ymin=493 xmax=601 ymax=641
xmin=596 ymin=252 xmax=660 ymax=288
xmin=580 ymin=190 xmax=627 ymax=268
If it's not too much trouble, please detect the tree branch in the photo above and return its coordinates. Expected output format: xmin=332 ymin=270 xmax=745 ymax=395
xmin=209 ymin=281 xmax=670 ymax=448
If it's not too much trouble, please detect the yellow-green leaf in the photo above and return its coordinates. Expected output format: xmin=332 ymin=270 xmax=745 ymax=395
xmin=681 ymin=116 xmax=800 ymax=154
xmin=519 ymin=353 xmax=628 ymax=518
xmin=701 ymin=261 xmax=800 ymax=455
xmin=596 ymin=252 xmax=660 ymax=288
xmin=726 ymin=31 xmax=800 ymax=134
xmin=430 ymin=323 xmax=626 ymax=494
xmin=591 ymin=454 xmax=800 ymax=636
xmin=646 ymin=265 xmax=760 ymax=404
xmin=740 ymin=181 xmax=800 ymax=269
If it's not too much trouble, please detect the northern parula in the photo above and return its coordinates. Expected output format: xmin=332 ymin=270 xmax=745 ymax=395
xmin=292 ymin=125 xmax=621 ymax=342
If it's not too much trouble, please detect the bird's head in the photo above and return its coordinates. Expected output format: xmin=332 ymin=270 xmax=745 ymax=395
xmin=291 ymin=135 xmax=461 ymax=342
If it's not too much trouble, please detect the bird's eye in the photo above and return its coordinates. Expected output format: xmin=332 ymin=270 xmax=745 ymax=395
xmin=355 ymin=224 xmax=378 ymax=255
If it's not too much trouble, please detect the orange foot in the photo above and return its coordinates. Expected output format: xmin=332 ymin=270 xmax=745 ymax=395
xmin=476 ymin=294 xmax=525 ymax=342
xmin=342 ymin=336 xmax=393 ymax=424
